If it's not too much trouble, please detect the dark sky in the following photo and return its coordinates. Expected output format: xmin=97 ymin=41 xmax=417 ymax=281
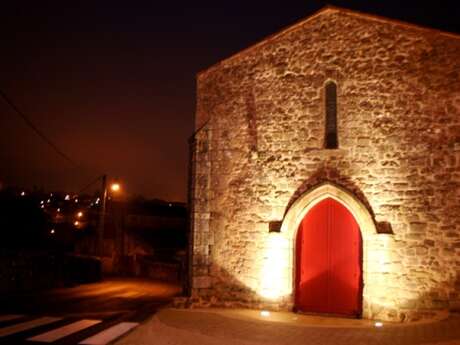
xmin=1 ymin=1 xmax=459 ymax=202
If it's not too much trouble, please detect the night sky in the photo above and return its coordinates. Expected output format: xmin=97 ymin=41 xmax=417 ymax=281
xmin=1 ymin=1 xmax=459 ymax=202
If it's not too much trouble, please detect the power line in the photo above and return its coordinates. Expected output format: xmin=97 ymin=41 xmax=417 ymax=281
xmin=77 ymin=174 xmax=104 ymax=195
xmin=0 ymin=88 xmax=79 ymax=167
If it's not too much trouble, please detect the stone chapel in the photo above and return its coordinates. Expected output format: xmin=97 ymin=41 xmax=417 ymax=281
xmin=189 ymin=6 xmax=460 ymax=322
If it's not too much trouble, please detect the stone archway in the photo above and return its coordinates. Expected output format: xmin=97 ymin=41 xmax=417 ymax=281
xmin=280 ymin=182 xmax=378 ymax=318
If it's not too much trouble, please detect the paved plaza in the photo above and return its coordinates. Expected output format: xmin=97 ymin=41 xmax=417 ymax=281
xmin=115 ymin=308 xmax=460 ymax=345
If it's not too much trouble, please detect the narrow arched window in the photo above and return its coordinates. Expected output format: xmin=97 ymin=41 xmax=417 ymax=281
xmin=325 ymin=81 xmax=338 ymax=149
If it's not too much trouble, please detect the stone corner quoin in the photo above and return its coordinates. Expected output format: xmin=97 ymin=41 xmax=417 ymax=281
xmin=189 ymin=7 xmax=460 ymax=322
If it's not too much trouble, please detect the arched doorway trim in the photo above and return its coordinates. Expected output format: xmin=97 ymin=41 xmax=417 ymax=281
xmin=279 ymin=182 xmax=377 ymax=315
xmin=281 ymin=182 xmax=377 ymax=237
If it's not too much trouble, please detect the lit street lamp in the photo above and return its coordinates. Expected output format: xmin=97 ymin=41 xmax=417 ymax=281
xmin=97 ymin=175 xmax=121 ymax=257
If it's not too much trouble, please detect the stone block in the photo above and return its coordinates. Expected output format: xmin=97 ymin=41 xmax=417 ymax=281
xmin=193 ymin=276 xmax=212 ymax=289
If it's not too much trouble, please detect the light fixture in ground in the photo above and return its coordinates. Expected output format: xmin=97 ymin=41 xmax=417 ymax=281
xmin=374 ymin=321 xmax=383 ymax=328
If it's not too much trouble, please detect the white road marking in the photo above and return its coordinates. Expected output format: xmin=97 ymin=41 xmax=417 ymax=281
xmin=0 ymin=315 xmax=23 ymax=322
xmin=79 ymin=322 xmax=139 ymax=345
xmin=0 ymin=317 xmax=61 ymax=337
xmin=27 ymin=319 xmax=101 ymax=343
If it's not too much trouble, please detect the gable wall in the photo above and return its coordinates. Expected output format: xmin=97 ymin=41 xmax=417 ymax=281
xmin=191 ymin=9 xmax=460 ymax=321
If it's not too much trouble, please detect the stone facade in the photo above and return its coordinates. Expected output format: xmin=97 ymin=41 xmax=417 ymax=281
xmin=190 ymin=6 xmax=460 ymax=322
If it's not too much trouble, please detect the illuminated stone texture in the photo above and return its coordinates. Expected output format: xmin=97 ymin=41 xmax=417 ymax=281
xmin=190 ymin=6 xmax=460 ymax=322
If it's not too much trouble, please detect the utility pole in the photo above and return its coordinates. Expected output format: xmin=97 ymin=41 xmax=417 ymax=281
xmin=98 ymin=174 xmax=107 ymax=257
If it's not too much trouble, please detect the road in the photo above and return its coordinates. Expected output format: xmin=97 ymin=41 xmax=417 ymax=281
xmin=0 ymin=277 xmax=181 ymax=345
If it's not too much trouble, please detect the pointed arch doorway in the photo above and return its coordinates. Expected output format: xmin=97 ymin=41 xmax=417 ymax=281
xmin=295 ymin=197 xmax=362 ymax=317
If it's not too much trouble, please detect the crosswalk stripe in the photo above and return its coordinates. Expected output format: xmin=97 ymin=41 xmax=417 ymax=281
xmin=27 ymin=319 xmax=101 ymax=343
xmin=79 ymin=322 xmax=139 ymax=345
xmin=0 ymin=317 xmax=61 ymax=337
xmin=0 ymin=315 xmax=23 ymax=322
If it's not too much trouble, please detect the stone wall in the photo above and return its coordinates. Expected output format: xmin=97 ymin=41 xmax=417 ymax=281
xmin=191 ymin=7 xmax=460 ymax=321
xmin=190 ymin=126 xmax=212 ymax=292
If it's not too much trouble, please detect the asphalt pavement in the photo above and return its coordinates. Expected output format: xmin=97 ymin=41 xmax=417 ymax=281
xmin=4 ymin=279 xmax=460 ymax=345
xmin=0 ymin=277 xmax=181 ymax=345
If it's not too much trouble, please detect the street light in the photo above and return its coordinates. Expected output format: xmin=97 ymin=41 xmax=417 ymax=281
xmin=110 ymin=183 xmax=120 ymax=192
xmin=97 ymin=175 xmax=121 ymax=257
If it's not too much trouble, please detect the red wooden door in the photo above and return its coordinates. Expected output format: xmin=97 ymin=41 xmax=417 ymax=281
xmin=295 ymin=198 xmax=362 ymax=316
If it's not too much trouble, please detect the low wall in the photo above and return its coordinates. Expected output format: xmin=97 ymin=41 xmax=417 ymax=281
xmin=138 ymin=259 xmax=182 ymax=283
xmin=0 ymin=251 xmax=101 ymax=294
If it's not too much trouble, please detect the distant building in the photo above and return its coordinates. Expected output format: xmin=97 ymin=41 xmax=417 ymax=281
xmin=189 ymin=6 xmax=460 ymax=322
xmin=76 ymin=199 xmax=187 ymax=280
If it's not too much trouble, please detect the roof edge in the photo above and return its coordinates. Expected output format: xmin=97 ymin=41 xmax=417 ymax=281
xmin=197 ymin=6 xmax=334 ymax=78
xmin=331 ymin=5 xmax=460 ymax=39
xmin=197 ymin=5 xmax=460 ymax=79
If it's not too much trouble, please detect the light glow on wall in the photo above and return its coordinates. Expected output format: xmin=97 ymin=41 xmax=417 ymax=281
xmin=368 ymin=234 xmax=392 ymax=272
xmin=259 ymin=233 xmax=291 ymax=300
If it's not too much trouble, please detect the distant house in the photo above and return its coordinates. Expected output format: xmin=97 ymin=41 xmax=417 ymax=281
xmin=77 ymin=199 xmax=187 ymax=279
xmin=189 ymin=6 xmax=460 ymax=322
xmin=125 ymin=201 xmax=186 ymax=232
